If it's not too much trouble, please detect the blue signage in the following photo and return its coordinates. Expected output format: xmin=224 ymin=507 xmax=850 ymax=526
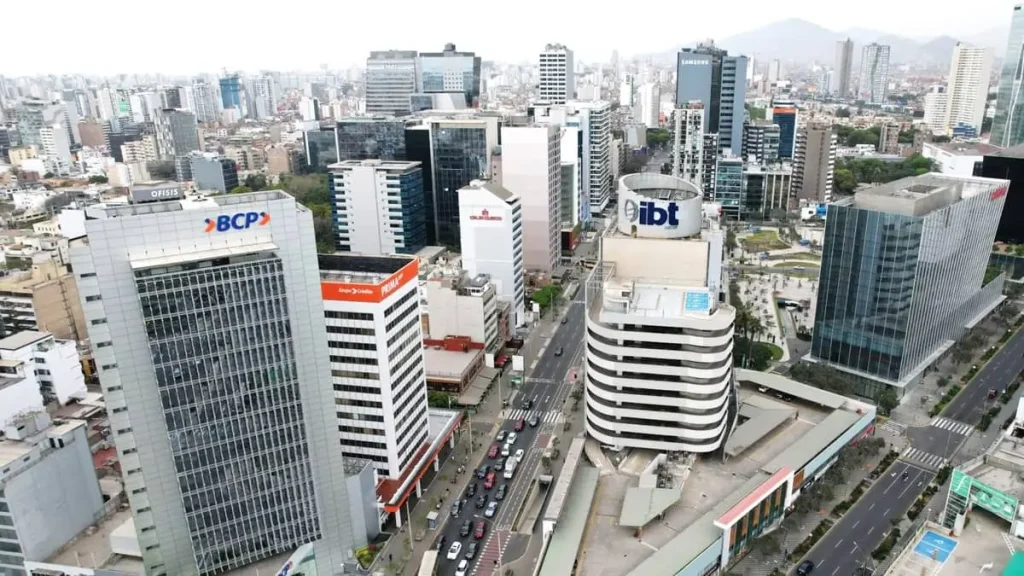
xmin=204 ymin=211 xmax=271 ymax=233
xmin=685 ymin=291 xmax=711 ymax=312
xmin=626 ymin=200 xmax=679 ymax=227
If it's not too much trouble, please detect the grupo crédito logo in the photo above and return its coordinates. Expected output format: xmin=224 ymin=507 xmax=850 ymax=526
xmin=205 ymin=212 xmax=271 ymax=232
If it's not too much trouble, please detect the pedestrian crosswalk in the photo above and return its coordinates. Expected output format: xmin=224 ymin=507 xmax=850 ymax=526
xmin=901 ymin=446 xmax=948 ymax=470
xmin=930 ymin=417 xmax=974 ymax=436
xmin=504 ymin=409 xmax=562 ymax=424
xmin=879 ymin=420 xmax=907 ymax=435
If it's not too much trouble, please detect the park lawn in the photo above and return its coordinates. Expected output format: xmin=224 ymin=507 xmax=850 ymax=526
xmin=741 ymin=230 xmax=789 ymax=251
xmin=762 ymin=342 xmax=784 ymax=361
xmin=767 ymin=251 xmax=821 ymax=261
xmin=773 ymin=261 xmax=821 ymax=269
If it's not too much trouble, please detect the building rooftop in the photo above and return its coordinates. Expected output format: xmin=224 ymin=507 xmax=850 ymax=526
xmin=318 ymin=253 xmax=415 ymax=284
xmin=0 ymin=329 xmax=50 ymax=350
xmin=848 ymin=173 xmax=1005 ymax=217
xmin=88 ymin=190 xmax=288 ymax=218
xmin=928 ymin=142 xmax=1002 ymax=156
xmin=328 ymin=159 xmax=422 ymax=172
xmin=460 ymin=179 xmax=518 ymax=202
xmin=423 ymin=346 xmax=482 ymax=380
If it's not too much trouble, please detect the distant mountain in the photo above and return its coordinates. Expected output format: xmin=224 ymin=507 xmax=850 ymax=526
xmin=962 ymin=27 xmax=1010 ymax=57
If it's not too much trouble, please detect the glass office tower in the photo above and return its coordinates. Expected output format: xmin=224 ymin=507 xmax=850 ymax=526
xmin=811 ymin=174 xmax=1009 ymax=399
xmin=991 ymin=5 xmax=1024 ymax=147
xmin=336 ymin=118 xmax=407 ymax=162
xmin=431 ymin=124 xmax=489 ymax=246
xmin=70 ymin=192 xmax=362 ymax=576
xmin=303 ymin=126 xmax=337 ymax=172
xmin=419 ymin=43 xmax=481 ymax=108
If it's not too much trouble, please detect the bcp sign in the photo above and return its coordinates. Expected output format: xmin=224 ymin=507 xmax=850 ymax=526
xmin=205 ymin=212 xmax=271 ymax=232
xmin=625 ymin=200 xmax=679 ymax=227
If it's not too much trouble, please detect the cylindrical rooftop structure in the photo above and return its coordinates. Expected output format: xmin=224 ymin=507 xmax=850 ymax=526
xmin=617 ymin=173 xmax=703 ymax=239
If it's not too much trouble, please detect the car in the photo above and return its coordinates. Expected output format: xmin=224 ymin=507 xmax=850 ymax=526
xmin=521 ymin=398 xmax=533 ymax=410
xmin=507 ymin=432 xmax=518 ymax=444
xmin=451 ymin=500 xmax=462 ymax=518
xmin=561 ymin=316 xmax=568 ymax=324
xmin=485 ymin=501 xmax=498 ymax=518
xmin=554 ymin=347 xmax=563 ymax=356
xmin=464 ymin=541 xmax=479 ymax=560
xmin=501 ymin=443 xmax=511 ymax=457
xmin=437 ymin=535 xmax=447 ymax=552
xmin=476 ymin=465 xmax=489 ymax=479
xmin=528 ymin=414 xmax=540 ymax=427
xmin=474 ymin=520 xmax=487 ymax=539
xmin=514 ymin=448 xmax=525 ymax=463
xmin=514 ymin=418 xmax=525 ymax=431
xmin=484 ymin=471 xmax=496 ymax=490
xmin=476 ymin=494 xmax=487 ymax=508
xmin=796 ymin=560 xmax=814 ymax=575
xmin=447 ymin=541 xmax=462 ymax=560
xmin=465 ymin=483 xmax=477 ymax=498
xmin=494 ymin=457 xmax=506 ymax=472
xmin=495 ymin=484 xmax=507 ymax=500
xmin=488 ymin=443 xmax=500 ymax=458
xmin=459 ymin=520 xmax=472 ymax=537
xmin=902 ymin=470 xmax=909 ymax=481
xmin=496 ymin=430 xmax=507 ymax=442
xmin=455 ymin=559 xmax=469 ymax=576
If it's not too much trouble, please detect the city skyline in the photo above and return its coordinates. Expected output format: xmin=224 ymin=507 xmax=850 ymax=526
xmin=4 ymin=0 xmax=1014 ymax=75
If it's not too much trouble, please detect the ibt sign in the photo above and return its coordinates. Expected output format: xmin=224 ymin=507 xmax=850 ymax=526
xmin=626 ymin=200 xmax=679 ymax=227
xmin=205 ymin=212 xmax=271 ymax=232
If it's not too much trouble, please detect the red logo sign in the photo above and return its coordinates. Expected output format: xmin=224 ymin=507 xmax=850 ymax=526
xmin=992 ymin=186 xmax=1008 ymax=201
xmin=469 ymin=209 xmax=502 ymax=222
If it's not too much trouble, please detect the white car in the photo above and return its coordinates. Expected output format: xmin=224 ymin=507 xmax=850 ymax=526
xmin=507 ymin=432 xmax=518 ymax=444
xmin=447 ymin=541 xmax=462 ymax=560
xmin=514 ymin=448 xmax=525 ymax=463
xmin=456 ymin=559 xmax=469 ymax=576
xmin=485 ymin=501 xmax=498 ymax=518
xmin=501 ymin=442 xmax=511 ymax=457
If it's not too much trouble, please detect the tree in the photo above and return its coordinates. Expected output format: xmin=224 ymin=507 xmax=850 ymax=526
xmin=746 ymin=104 xmax=766 ymax=121
xmin=646 ymin=128 xmax=671 ymax=149
xmin=751 ymin=532 xmax=781 ymax=555
xmin=878 ymin=389 xmax=899 ymax=415
xmin=999 ymin=302 xmax=1020 ymax=326
xmin=835 ymin=107 xmax=852 ymax=118
xmin=88 ymin=175 xmax=108 ymax=184
xmin=725 ymin=229 xmax=738 ymax=252
xmin=229 ymin=185 xmax=252 ymax=194
xmin=541 ymin=455 xmax=552 ymax=472
xmin=1007 ymin=282 xmax=1024 ymax=301
xmin=951 ymin=345 xmax=972 ymax=366
xmin=244 ymin=173 xmax=268 ymax=191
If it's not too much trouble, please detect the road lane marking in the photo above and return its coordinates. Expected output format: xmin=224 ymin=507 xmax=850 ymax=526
xmin=834 ymin=539 xmax=843 ymax=548
xmin=868 ymin=526 xmax=874 ymax=535
xmin=831 ymin=567 xmax=840 ymax=576
xmin=868 ymin=503 xmax=874 ymax=511
xmin=852 ymin=520 xmax=859 ymax=529
xmin=884 ymin=508 xmax=890 ymax=516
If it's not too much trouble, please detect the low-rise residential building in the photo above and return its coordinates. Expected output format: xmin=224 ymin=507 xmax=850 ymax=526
xmin=422 ymin=267 xmax=500 ymax=353
xmin=0 ymin=261 xmax=86 ymax=341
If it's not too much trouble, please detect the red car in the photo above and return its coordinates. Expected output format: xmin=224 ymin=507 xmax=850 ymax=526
xmin=484 ymin=471 xmax=496 ymax=489
xmin=488 ymin=443 xmax=500 ymax=458
xmin=474 ymin=520 xmax=487 ymax=539
xmin=514 ymin=418 xmax=525 ymax=431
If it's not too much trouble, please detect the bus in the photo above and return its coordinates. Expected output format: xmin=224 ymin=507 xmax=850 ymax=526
xmin=418 ymin=550 xmax=439 ymax=576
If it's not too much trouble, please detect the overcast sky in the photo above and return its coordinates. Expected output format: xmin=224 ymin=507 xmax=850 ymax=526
xmin=2 ymin=0 xmax=1017 ymax=76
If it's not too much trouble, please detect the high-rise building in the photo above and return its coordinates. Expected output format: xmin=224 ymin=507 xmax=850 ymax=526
xmin=715 ymin=154 xmax=744 ymax=219
xmin=328 ymin=159 xmax=427 ymax=255
xmin=619 ymin=74 xmax=634 ymax=107
xmin=69 ymin=191 xmax=365 ymax=576
xmin=419 ymin=44 xmax=481 ymax=108
xmin=191 ymin=80 xmax=219 ymax=124
xmin=336 ymin=117 xmax=407 ymax=162
xmin=250 ymin=75 xmax=277 ymax=119
xmin=811 ymin=174 xmax=1009 ymax=399
xmin=585 ymin=173 xmax=732 ymax=453
xmin=858 ymin=43 xmax=891 ymax=104
xmin=980 ymin=147 xmax=1024 ymax=243
xmin=671 ymin=103 xmax=706 ymax=188
xmin=741 ymin=121 xmax=780 ymax=165
xmin=459 ymin=180 xmax=525 ymax=327
xmin=991 ymin=4 xmax=1024 ymax=147
xmin=318 ymin=254 xmax=430 ymax=479
xmin=792 ymin=122 xmax=837 ymax=203
xmin=304 ymin=125 xmax=338 ymax=172
xmin=539 ymin=43 xmax=575 ymax=104
xmin=366 ymin=50 xmax=419 ymax=116
xmin=531 ymin=101 xmax=611 ymax=215
xmin=219 ymin=74 xmax=242 ymax=111
xmin=942 ymin=43 xmax=993 ymax=135
xmin=923 ymin=85 xmax=949 ymax=134
xmin=702 ymin=133 xmax=719 ymax=200
xmin=675 ymin=42 xmax=748 ymax=154
xmin=153 ymin=108 xmax=200 ymax=161
xmin=500 ymin=125 xmax=561 ymax=273
xmin=771 ymin=103 xmax=798 ymax=159
xmin=637 ymin=82 xmax=660 ymax=128
xmin=834 ymin=38 xmax=854 ymax=99
xmin=878 ymin=122 xmax=900 ymax=154
xmin=14 ymin=99 xmax=71 ymax=172
xmin=190 ymin=154 xmax=239 ymax=194
xmin=299 ymin=97 xmax=320 ymax=121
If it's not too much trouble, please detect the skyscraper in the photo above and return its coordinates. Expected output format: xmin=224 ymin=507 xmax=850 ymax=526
xmin=859 ymin=44 xmax=891 ymax=104
xmin=793 ymin=122 xmax=837 ymax=203
xmin=219 ymin=74 xmax=242 ymax=110
xmin=419 ymin=44 xmax=481 ymax=108
xmin=69 ymin=191 xmax=364 ymax=576
xmin=772 ymin=103 xmax=798 ymax=159
xmin=811 ymin=174 xmax=1009 ymax=399
xmin=328 ymin=159 xmax=427 ymax=255
xmin=993 ymin=6 xmax=1024 ymax=146
xmin=153 ymin=108 xmax=200 ymax=161
xmin=675 ymin=42 xmax=748 ymax=154
xmin=335 ymin=117 xmax=407 ymax=162
xmin=672 ymin=102 xmax=706 ymax=187
xmin=366 ymin=51 xmax=419 ymax=116
xmin=539 ymin=43 xmax=575 ymax=104
xmin=190 ymin=80 xmax=219 ymax=124
xmin=834 ymin=38 xmax=854 ymax=99
xmin=942 ymin=43 xmax=993 ymax=134
xmin=501 ymin=125 xmax=561 ymax=273
xmin=637 ymin=82 xmax=660 ymax=128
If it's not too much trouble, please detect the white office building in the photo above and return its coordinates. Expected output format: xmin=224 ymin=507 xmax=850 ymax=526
xmin=0 ymin=330 xmax=86 ymax=406
xmin=459 ymin=180 xmax=525 ymax=328
xmin=943 ymin=43 xmax=993 ymax=134
xmin=539 ymin=44 xmax=575 ymax=105
xmin=328 ymin=159 xmax=427 ymax=256
xmin=620 ymin=74 xmax=634 ymax=107
xmin=423 ymin=267 xmax=500 ymax=352
xmin=319 ymin=254 xmax=430 ymax=480
xmin=923 ymin=85 xmax=950 ymax=134
xmin=69 ymin=191 xmax=364 ymax=576
xmin=859 ymin=43 xmax=891 ymax=104
xmin=532 ymin=101 xmax=611 ymax=215
xmin=637 ymin=83 xmax=661 ymax=128
xmin=500 ymin=125 xmax=561 ymax=273
xmin=585 ymin=173 xmax=734 ymax=453
xmin=671 ymin=103 xmax=706 ymax=187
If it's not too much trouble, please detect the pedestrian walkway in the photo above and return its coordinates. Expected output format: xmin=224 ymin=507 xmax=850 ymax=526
xmin=880 ymin=420 xmax=908 ymax=435
xmin=930 ymin=417 xmax=974 ymax=436
xmin=504 ymin=409 xmax=562 ymax=423
xmin=471 ymin=528 xmax=508 ymax=576
xmin=901 ymin=446 xmax=948 ymax=470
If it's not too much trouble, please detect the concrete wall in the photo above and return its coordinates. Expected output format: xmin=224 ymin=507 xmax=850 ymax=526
xmin=346 ymin=462 xmax=381 ymax=541
xmin=8 ymin=425 xmax=104 ymax=561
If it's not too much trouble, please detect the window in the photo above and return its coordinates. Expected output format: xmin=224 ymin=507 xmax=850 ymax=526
xmin=91 ymin=318 xmax=108 ymax=325
xmin=85 ymin=295 xmax=102 ymax=302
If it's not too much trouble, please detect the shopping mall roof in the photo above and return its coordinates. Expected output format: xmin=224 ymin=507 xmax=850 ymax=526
xmin=762 ymin=409 xmax=863 ymax=475
xmin=725 ymin=403 xmax=796 ymax=457
xmin=619 ymin=487 xmax=681 ymax=527
xmin=735 ymin=369 xmax=847 ymax=409
xmin=538 ymin=466 xmax=600 ymax=576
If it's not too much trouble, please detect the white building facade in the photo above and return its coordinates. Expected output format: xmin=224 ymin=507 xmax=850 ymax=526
xmin=459 ymin=180 xmax=526 ymax=327
xmin=328 ymin=159 xmax=427 ymax=256
xmin=320 ymin=254 xmax=430 ymax=480
xmin=539 ymin=44 xmax=575 ymax=105
xmin=423 ymin=268 xmax=500 ymax=352
xmin=671 ymin=103 xmax=706 ymax=186
xmin=532 ymin=101 xmax=611 ymax=216
xmin=500 ymin=125 xmax=561 ymax=273
xmin=0 ymin=331 xmax=86 ymax=406
xmin=637 ymin=83 xmax=661 ymax=128
xmin=858 ymin=43 xmax=890 ymax=104
xmin=923 ymin=86 xmax=949 ymax=134
xmin=943 ymin=43 xmax=993 ymax=134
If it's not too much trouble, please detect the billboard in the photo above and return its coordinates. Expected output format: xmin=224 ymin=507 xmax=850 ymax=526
xmin=276 ymin=543 xmax=317 ymax=576
xmin=951 ymin=468 xmax=1019 ymax=523
xmin=131 ymin=183 xmax=182 ymax=204
xmin=321 ymin=259 xmax=419 ymax=304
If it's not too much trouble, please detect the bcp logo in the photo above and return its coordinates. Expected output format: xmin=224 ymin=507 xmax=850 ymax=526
xmin=624 ymin=200 xmax=679 ymax=227
xmin=205 ymin=212 xmax=271 ymax=232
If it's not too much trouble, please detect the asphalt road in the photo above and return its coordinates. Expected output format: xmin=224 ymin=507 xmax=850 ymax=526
xmin=433 ymin=298 xmax=587 ymax=576
xmin=794 ymin=324 xmax=1024 ymax=575
xmin=799 ymin=461 xmax=935 ymax=576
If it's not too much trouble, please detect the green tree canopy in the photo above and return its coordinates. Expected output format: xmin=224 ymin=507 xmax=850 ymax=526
xmin=88 ymin=175 xmax=108 ymax=184
xmin=746 ymin=104 xmax=766 ymax=121
xmin=229 ymin=185 xmax=252 ymax=194
xmin=646 ymin=128 xmax=671 ymax=148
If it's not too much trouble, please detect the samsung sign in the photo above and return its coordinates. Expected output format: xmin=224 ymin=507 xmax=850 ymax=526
xmin=679 ymin=59 xmax=710 ymax=66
